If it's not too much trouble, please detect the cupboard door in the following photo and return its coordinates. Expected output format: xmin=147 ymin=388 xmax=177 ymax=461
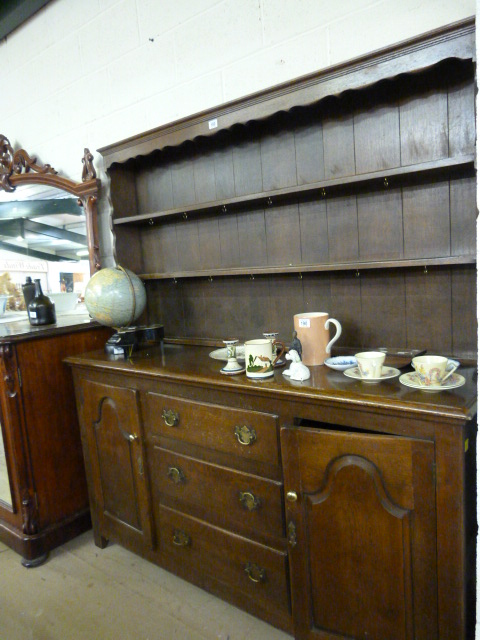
xmin=79 ymin=379 xmax=152 ymax=550
xmin=281 ymin=426 xmax=437 ymax=640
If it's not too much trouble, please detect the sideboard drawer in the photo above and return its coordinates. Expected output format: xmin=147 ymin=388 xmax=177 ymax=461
xmin=156 ymin=504 xmax=290 ymax=624
xmin=151 ymin=445 xmax=284 ymax=542
xmin=144 ymin=392 xmax=279 ymax=467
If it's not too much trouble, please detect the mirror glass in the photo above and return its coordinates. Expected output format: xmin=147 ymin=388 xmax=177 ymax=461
xmin=0 ymin=182 xmax=92 ymax=506
xmin=0 ymin=183 xmax=91 ymax=312
xmin=0 ymin=422 xmax=10 ymax=505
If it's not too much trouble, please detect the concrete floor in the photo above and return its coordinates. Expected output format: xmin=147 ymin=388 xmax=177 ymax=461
xmin=0 ymin=531 xmax=293 ymax=640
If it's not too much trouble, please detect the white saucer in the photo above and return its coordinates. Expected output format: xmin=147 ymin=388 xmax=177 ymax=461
xmin=325 ymin=356 xmax=357 ymax=371
xmin=399 ymin=371 xmax=465 ymax=391
xmin=343 ymin=366 xmax=401 ymax=383
xmin=210 ymin=345 xmax=245 ymax=362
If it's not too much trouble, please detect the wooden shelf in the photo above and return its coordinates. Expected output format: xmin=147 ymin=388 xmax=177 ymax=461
xmin=113 ymin=154 xmax=474 ymax=227
xmin=139 ymin=255 xmax=475 ymax=281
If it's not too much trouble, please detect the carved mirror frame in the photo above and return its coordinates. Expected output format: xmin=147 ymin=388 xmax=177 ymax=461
xmin=0 ymin=134 xmax=101 ymax=274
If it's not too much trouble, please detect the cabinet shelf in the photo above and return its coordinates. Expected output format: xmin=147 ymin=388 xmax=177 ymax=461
xmin=114 ymin=154 xmax=474 ymax=227
xmin=139 ymin=255 xmax=475 ymax=281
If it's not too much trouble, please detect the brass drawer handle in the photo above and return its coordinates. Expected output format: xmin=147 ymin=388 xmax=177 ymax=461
xmin=167 ymin=466 xmax=186 ymax=484
xmin=287 ymin=520 xmax=297 ymax=547
xmin=244 ymin=562 xmax=266 ymax=583
xmin=162 ymin=409 xmax=179 ymax=427
xmin=234 ymin=425 xmax=257 ymax=446
xmin=239 ymin=491 xmax=261 ymax=512
xmin=172 ymin=529 xmax=190 ymax=547
xmin=286 ymin=490 xmax=298 ymax=502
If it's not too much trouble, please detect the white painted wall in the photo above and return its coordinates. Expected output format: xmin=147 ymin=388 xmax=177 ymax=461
xmin=0 ymin=0 xmax=477 ymax=634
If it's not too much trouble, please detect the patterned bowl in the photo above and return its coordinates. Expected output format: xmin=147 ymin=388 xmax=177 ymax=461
xmin=324 ymin=356 xmax=357 ymax=371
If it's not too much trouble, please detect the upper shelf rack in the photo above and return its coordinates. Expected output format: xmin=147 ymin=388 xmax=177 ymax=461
xmin=113 ymin=154 xmax=474 ymax=226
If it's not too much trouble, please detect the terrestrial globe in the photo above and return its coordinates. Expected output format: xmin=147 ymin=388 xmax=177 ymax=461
xmin=84 ymin=266 xmax=146 ymax=329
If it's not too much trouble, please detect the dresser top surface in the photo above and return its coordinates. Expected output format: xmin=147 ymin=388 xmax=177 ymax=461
xmin=66 ymin=343 xmax=477 ymax=423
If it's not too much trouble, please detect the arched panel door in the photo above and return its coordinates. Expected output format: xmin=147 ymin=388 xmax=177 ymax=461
xmin=281 ymin=425 xmax=437 ymax=640
xmin=78 ymin=378 xmax=153 ymax=552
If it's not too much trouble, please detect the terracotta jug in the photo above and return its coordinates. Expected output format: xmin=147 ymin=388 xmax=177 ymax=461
xmin=293 ymin=312 xmax=342 ymax=366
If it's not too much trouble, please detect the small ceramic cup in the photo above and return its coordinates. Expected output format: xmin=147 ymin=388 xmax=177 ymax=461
xmin=245 ymin=338 xmax=285 ymax=379
xmin=411 ymin=355 xmax=459 ymax=386
xmin=263 ymin=332 xmax=279 ymax=359
xmin=355 ymin=351 xmax=386 ymax=379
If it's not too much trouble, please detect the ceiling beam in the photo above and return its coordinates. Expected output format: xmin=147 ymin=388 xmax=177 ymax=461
xmin=0 ymin=198 xmax=83 ymax=219
xmin=23 ymin=219 xmax=87 ymax=244
xmin=0 ymin=240 xmax=74 ymax=262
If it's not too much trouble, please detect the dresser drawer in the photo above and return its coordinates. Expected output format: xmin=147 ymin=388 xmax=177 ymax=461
xmin=144 ymin=392 xmax=279 ymax=468
xmin=151 ymin=445 xmax=284 ymax=543
xmin=156 ymin=505 xmax=290 ymax=626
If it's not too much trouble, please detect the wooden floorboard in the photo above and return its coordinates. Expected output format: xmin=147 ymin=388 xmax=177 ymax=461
xmin=0 ymin=531 xmax=292 ymax=640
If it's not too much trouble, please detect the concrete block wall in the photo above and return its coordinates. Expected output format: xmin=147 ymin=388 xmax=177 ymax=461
xmin=0 ymin=0 xmax=474 ymax=180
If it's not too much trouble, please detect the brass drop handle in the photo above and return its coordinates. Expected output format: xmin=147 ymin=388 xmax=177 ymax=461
xmin=167 ymin=466 xmax=186 ymax=484
xmin=234 ymin=425 xmax=257 ymax=446
xmin=162 ymin=408 xmax=179 ymax=427
xmin=239 ymin=491 xmax=261 ymax=512
xmin=244 ymin=562 xmax=266 ymax=583
xmin=286 ymin=491 xmax=298 ymax=502
xmin=287 ymin=521 xmax=297 ymax=547
xmin=172 ymin=529 xmax=190 ymax=547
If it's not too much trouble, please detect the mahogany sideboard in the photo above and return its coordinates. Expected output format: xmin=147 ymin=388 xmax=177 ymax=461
xmin=0 ymin=317 xmax=111 ymax=565
xmin=67 ymin=344 xmax=477 ymax=639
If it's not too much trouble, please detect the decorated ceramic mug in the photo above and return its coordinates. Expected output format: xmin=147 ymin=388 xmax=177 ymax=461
xmin=245 ymin=338 xmax=285 ymax=379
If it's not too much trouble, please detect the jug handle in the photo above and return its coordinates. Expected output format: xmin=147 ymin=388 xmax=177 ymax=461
xmin=325 ymin=319 xmax=342 ymax=355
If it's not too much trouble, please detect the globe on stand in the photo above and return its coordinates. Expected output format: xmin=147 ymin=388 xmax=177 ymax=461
xmin=84 ymin=265 xmax=147 ymax=355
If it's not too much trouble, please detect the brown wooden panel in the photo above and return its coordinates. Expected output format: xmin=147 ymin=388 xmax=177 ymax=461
xmin=299 ymin=200 xmax=328 ymax=264
xmin=141 ymin=222 xmax=178 ymax=273
xmin=219 ymin=213 xmax=240 ymax=267
xmin=448 ymin=72 xmax=475 ymax=157
xmin=151 ymin=446 xmax=284 ymax=541
xmin=175 ymin=219 xmax=200 ymax=271
xmin=237 ymin=209 xmax=267 ymax=267
xmin=261 ymin=124 xmax=297 ymax=191
xmin=144 ymin=392 xmax=279 ymax=467
xmin=281 ymin=426 xmax=437 ymax=640
xmin=327 ymin=195 xmax=359 ymax=263
xmin=268 ymin=274 xmax=305 ymax=341
xmin=79 ymin=379 xmax=152 ymax=547
xmin=235 ymin=275 xmax=275 ymax=340
xmin=405 ymin=267 xmax=452 ymax=354
xmin=450 ymin=176 xmax=476 ymax=256
xmin=156 ymin=505 xmax=290 ymax=627
xmin=452 ymin=266 xmax=476 ymax=357
xmin=323 ymin=110 xmax=355 ymax=179
xmin=201 ymin=277 xmax=246 ymax=340
xmin=360 ymin=271 xmax=407 ymax=348
xmin=109 ymin=164 xmax=138 ymax=219
xmin=180 ymin=279 xmax=207 ymax=337
xmin=403 ymin=181 xmax=450 ymax=259
xmin=233 ymin=135 xmax=263 ymax=196
xmin=136 ymin=164 xmax=174 ymax=215
xmin=302 ymin=273 xmax=332 ymax=318
xmin=198 ymin=216 xmax=221 ymax=270
xmin=354 ymin=102 xmax=400 ymax=174
xmin=171 ymin=155 xmax=196 ymax=208
xmin=330 ymin=272 xmax=362 ymax=345
xmin=193 ymin=152 xmax=216 ymax=203
xmin=114 ymin=226 xmax=143 ymax=273
xmin=213 ymin=144 xmax=236 ymax=200
xmin=145 ymin=279 xmax=185 ymax=336
xmin=295 ymin=116 xmax=325 ymax=185
xmin=399 ymin=75 xmax=448 ymax=165
xmin=266 ymin=203 xmax=301 ymax=266
xmin=358 ymin=188 xmax=403 ymax=261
